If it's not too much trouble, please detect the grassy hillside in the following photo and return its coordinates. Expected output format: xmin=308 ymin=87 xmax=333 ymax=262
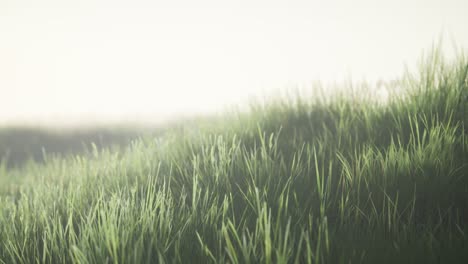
xmin=0 ymin=50 xmax=467 ymax=263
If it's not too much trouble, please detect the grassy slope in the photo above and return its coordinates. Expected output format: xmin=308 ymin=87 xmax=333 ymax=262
xmin=0 ymin=50 xmax=467 ymax=263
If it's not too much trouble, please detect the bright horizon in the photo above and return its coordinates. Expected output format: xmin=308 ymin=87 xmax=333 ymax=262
xmin=1 ymin=0 xmax=467 ymax=126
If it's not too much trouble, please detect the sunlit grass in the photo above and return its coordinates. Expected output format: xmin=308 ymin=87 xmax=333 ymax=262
xmin=0 ymin=48 xmax=467 ymax=263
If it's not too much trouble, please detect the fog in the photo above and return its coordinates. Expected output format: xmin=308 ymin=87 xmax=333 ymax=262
xmin=1 ymin=0 xmax=467 ymax=126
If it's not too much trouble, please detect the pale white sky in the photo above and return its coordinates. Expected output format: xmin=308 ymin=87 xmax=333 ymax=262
xmin=1 ymin=0 xmax=467 ymax=126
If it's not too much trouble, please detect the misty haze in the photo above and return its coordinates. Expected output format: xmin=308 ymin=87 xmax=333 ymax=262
xmin=1 ymin=0 xmax=467 ymax=263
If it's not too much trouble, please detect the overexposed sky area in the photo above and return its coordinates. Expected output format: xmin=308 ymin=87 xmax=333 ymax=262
xmin=1 ymin=0 xmax=467 ymax=125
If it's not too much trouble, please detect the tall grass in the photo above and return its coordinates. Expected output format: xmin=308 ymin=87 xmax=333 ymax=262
xmin=0 ymin=48 xmax=467 ymax=263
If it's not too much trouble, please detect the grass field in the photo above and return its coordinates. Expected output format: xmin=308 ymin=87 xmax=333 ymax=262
xmin=0 ymin=49 xmax=467 ymax=263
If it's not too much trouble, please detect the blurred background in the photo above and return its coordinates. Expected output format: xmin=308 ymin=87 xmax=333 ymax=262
xmin=1 ymin=0 xmax=467 ymax=167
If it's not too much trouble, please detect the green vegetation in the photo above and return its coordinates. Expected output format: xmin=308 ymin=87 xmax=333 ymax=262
xmin=0 ymin=127 xmax=141 ymax=169
xmin=0 ymin=49 xmax=467 ymax=263
xmin=0 ymin=122 xmax=187 ymax=169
